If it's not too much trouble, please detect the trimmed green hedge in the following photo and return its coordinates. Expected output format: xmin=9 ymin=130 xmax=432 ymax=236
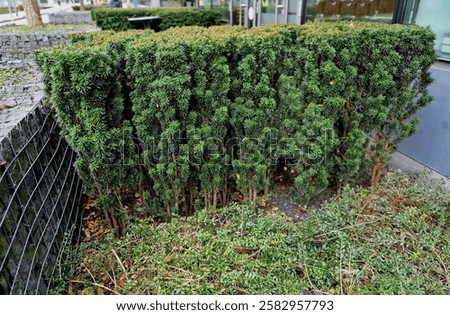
xmin=36 ymin=22 xmax=435 ymax=235
xmin=36 ymin=30 xmax=153 ymax=237
xmin=91 ymin=8 xmax=224 ymax=32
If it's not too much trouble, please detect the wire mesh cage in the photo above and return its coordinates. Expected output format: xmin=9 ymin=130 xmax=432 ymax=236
xmin=0 ymin=103 xmax=83 ymax=295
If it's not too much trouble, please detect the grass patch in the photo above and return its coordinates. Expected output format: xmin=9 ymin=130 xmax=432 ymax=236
xmin=0 ymin=66 xmax=36 ymax=100
xmin=0 ymin=24 xmax=95 ymax=33
xmin=0 ymin=68 xmax=16 ymax=86
xmin=55 ymin=174 xmax=449 ymax=295
xmin=0 ymin=67 xmax=35 ymax=86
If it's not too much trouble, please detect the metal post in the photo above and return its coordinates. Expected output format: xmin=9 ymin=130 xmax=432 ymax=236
xmin=284 ymin=0 xmax=289 ymax=24
xmin=229 ymin=0 xmax=233 ymax=26
xmin=296 ymin=0 xmax=304 ymax=24
xmin=257 ymin=0 xmax=262 ymax=26
xmin=244 ymin=0 xmax=248 ymax=27
xmin=299 ymin=0 xmax=307 ymax=24
xmin=393 ymin=0 xmax=406 ymax=24
xmin=275 ymin=0 xmax=279 ymax=24
xmin=239 ymin=0 xmax=242 ymax=25
xmin=251 ymin=0 xmax=256 ymax=27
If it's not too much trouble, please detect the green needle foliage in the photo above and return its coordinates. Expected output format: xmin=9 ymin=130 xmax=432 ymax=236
xmin=36 ymin=22 xmax=435 ymax=235
xmin=36 ymin=30 xmax=153 ymax=237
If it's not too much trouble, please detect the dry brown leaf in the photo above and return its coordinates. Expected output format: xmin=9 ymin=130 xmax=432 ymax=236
xmin=80 ymin=287 xmax=91 ymax=295
xmin=258 ymin=200 xmax=266 ymax=208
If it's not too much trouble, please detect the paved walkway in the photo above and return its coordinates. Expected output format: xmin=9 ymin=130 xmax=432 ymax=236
xmin=397 ymin=61 xmax=450 ymax=177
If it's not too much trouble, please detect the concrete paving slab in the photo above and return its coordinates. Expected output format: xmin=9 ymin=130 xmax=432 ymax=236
xmin=398 ymin=62 xmax=450 ymax=176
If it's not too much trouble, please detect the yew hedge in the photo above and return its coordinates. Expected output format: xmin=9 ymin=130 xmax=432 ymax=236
xmin=36 ymin=22 xmax=435 ymax=236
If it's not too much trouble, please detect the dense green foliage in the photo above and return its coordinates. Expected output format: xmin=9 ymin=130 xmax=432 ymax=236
xmin=53 ymin=175 xmax=449 ymax=294
xmin=91 ymin=8 xmax=223 ymax=32
xmin=36 ymin=23 xmax=435 ymax=234
xmin=72 ymin=5 xmax=94 ymax=11
xmin=36 ymin=30 xmax=153 ymax=236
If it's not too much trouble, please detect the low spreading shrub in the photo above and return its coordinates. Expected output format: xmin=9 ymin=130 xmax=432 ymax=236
xmin=91 ymin=7 xmax=224 ymax=32
xmin=36 ymin=22 xmax=435 ymax=236
xmin=53 ymin=175 xmax=450 ymax=294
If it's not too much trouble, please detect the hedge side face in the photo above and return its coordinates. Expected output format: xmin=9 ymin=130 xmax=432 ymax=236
xmin=36 ymin=22 xmax=435 ymax=231
xmin=35 ymin=31 xmax=153 ymax=236
xmin=91 ymin=8 xmax=224 ymax=32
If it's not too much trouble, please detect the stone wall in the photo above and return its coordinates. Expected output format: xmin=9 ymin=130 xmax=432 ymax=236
xmin=47 ymin=12 xmax=93 ymax=24
xmin=0 ymin=28 xmax=99 ymax=64
xmin=0 ymin=32 xmax=71 ymax=63
xmin=0 ymin=61 xmax=44 ymax=140
xmin=0 ymin=102 xmax=83 ymax=294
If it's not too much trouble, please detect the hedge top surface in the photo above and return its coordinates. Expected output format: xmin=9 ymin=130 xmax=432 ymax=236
xmin=37 ymin=29 xmax=153 ymax=59
xmin=125 ymin=21 xmax=434 ymax=48
xmin=37 ymin=21 xmax=434 ymax=54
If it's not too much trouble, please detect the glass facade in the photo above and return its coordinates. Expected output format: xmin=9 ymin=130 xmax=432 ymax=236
xmin=225 ymin=0 xmax=450 ymax=60
xmin=305 ymin=0 xmax=396 ymax=23
xmin=230 ymin=0 xmax=399 ymax=27
xmin=413 ymin=0 xmax=450 ymax=61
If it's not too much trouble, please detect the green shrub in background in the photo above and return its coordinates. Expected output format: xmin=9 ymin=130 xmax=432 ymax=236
xmin=91 ymin=8 xmax=224 ymax=32
xmin=36 ymin=22 xmax=435 ymax=236
xmin=72 ymin=5 xmax=95 ymax=11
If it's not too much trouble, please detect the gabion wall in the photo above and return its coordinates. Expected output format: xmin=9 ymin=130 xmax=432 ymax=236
xmin=0 ymin=103 xmax=83 ymax=294
xmin=0 ymin=28 xmax=98 ymax=63
xmin=0 ymin=32 xmax=71 ymax=63
xmin=47 ymin=12 xmax=93 ymax=25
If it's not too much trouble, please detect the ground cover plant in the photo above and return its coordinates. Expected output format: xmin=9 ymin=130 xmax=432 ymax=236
xmin=0 ymin=23 xmax=95 ymax=33
xmin=51 ymin=174 xmax=449 ymax=295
